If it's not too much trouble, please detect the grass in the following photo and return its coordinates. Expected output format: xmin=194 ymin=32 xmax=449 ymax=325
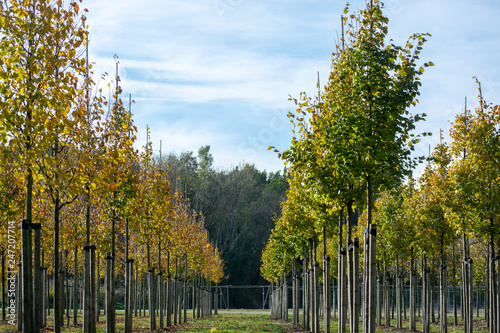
xmin=0 ymin=310 xmax=491 ymax=332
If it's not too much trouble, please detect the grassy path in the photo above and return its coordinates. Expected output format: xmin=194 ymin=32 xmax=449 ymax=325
xmin=0 ymin=312 xmax=292 ymax=333
xmin=173 ymin=313 xmax=290 ymax=333
xmin=0 ymin=311 xmax=490 ymax=332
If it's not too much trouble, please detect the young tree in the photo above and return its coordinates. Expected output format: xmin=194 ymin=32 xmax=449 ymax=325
xmin=0 ymin=1 xmax=87 ymax=330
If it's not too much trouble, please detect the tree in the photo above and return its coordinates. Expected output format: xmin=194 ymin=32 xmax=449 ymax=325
xmin=449 ymin=83 xmax=500 ymax=333
xmin=271 ymin=2 xmax=432 ymax=331
xmin=0 ymin=1 xmax=87 ymax=331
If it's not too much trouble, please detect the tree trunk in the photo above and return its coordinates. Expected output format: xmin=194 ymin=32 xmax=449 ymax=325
xmin=96 ymin=251 xmax=100 ymax=323
xmin=53 ymin=195 xmax=62 ymax=333
xmin=384 ymin=265 xmax=390 ymax=327
xmin=489 ymin=233 xmax=496 ymax=333
xmin=66 ymin=258 xmax=71 ymax=326
xmin=2 ymin=251 xmax=5 ymax=322
xmin=431 ymin=264 xmax=435 ymax=324
xmin=410 ymin=257 xmax=416 ymax=332
xmin=422 ymin=256 xmax=429 ymax=333
xmin=215 ymin=284 xmax=218 ymax=315
xmin=33 ymin=224 xmax=42 ymax=330
xmin=125 ymin=260 xmax=134 ymax=333
xmin=323 ymin=224 xmax=330 ymax=333
xmin=177 ymin=267 xmax=182 ymax=323
xmin=302 ymin=249 xmax=308 ymax=330
xmin=364 ymin=176 xmax=376 ymax=333
xmin=486 ymin=253 xmax=490 ymax=329
xmin=158 ymin=271 xmax=164 ymax=328
xmin=167 ymin=253 xmax=172 ymax=326
xmin=440 ymin=247 xmax=447 ymax=333
xmin=43 ymin=266 xmax=47 ymax=327
xmin=84 ymin=245 xmax=91 ymax=333
xmin=377 ymin=271 xmax=381 ymax=326
xmin=22 ymin=169 xmax=34 ymax=333
xmin=73 ymin=247 xmax=78 ymax=325
xmin=148 ymin=267 xmax=156 ymax=330
xmin=135 ymin=264 xmax=139 ymax=318
xmin=477 ymin=283 xmax=480 ymax=317
xmin=396 ymin=259 xmax=402 ymax=328
xmin=453 ymin=242 xmax=457 ymax=326
xmin=183 ymin=263 xmax=188 ymax=322
xmin=106 ymin=252 xmax=116 ymax=333
xmin=59 ymin=253 xmax=64 ymax=328
xmin=353 ymin=238 xmax=360 ymax=333
xmin=313 ymin=241 xmax=320 ymax=333
xmin=292 ymin=259 xmax=298 ymax=325
xmin=339 ymin=248 xmax=347 ymax=333
xmin=17 ymin=262 xmax=22 ymax=332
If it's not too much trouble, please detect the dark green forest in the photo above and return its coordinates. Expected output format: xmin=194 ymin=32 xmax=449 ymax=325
xmin=159 ymin=146 xmax=288 ymax=308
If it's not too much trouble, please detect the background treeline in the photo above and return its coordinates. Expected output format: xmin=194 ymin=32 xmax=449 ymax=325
xmin=161 ymin=146 xmax=289 ymax=308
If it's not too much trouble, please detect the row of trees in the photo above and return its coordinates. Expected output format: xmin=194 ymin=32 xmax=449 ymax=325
xmin=264 ymin=86 xmax=500 ymax=332
xmin=262 ymin=1 xmax=434 ymax=332
xmin=0 ymin=0 xmax=223 ymax=332
xmin=263 ymin=3 xmax=500 ymax=333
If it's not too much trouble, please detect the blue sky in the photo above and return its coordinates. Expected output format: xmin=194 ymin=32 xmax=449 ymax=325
xmin=84 ymin=0 xmax=500 ymax=175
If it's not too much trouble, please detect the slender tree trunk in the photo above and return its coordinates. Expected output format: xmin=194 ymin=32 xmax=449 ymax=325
xmin=177 ymin=261 xmax=182 ymax=323
xmin=410 ymin=257 xmax=416 ymax=332
xmin=59 ymin=253 xmax=64 ymax=328
xmin=422 ymin=256 xmax=429 ymax=333
xmin=477 ymin=283 xmax=480 ymax=317
xmin=183 ymin=262 xmax=188 ymax=322
xmin=323 ymin=224 xmax=330 ymax=333
xmin=339 ymin=247 xmax=347 ymax=333
xmin=365 ymin=176 xmax=376 ymax=333
xmin=377 ymin=270 xmax=381 ymax=326
xmin=66 ymin=259 xmax=71 ymax=326
xmin=167 ymin=253 xmax=172 ymax=327
xmin=440 ymin=246 xmax=447 ymax=333
xmin=431 ymin=263 xmax=435 ymax=324
xmin=486 ymin=253 xmax=490 ymax=329
xmin=17 ymin=262 xmax=22 ymax=332
xmin=54 ymin=195 xmax=61 ymax=333
xmin=33 ymin=224 xmax=42 ymax=330
xmin=384 ymin=265 xmax=390 ymax=327
xmin=174 ymin=261 xmax=179 ymax=324
xmin=292 ymin=259 xmax=298 ymax=326
xmin=96 ymin=251 xmax=100 ymax=325
xmin=106 ymin=251 xmax=116 ymax=333
xmin=158 ymin=271 xmax=164 ymax=328
xmin=135 ymin=264 xmax=139 ymax=318
xmin=390 ymin=274 xmax=396 ymax=320
xmin=43 ymin=266 xmax=47 ymax=327
xmin=22 ymin=169 xmax=34 ymax=333
xmin=148 ymin=267 xmax=156 ymax=330
xmin=84 ymin=245 xmax=91 ymax=333
xmin=397 ymin=258 xmax=402 ymax=328
xmin=402 ymin=268 xmax=407 ymax=320
xmin=303 ymin=249 xmax=308 ymax=330
xmin=214 ymin=283 xmax=218 ymax=315
xmin=2 ymin=251 xmax=5 ymax=322
xmin=313 ymin=240 xmax=320 ymax=333
xmin=127 ymin=262 xmax=133 ymax=329
xmin=73 ymin=246 xmax=78 ymax=325
xmin=452 ymin=242 xmax=457 ymax=326
xmin=353 ymin=238 xmax=360 ymax=333
xmin=490 ymin=237 xmax=496 ymax=333
xmin=469 ymin=259 xmax=474 ymax=333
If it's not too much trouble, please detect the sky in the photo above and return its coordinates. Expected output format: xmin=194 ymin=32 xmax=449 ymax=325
xmin=83 ymin=0 xmax=500 ymax=175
